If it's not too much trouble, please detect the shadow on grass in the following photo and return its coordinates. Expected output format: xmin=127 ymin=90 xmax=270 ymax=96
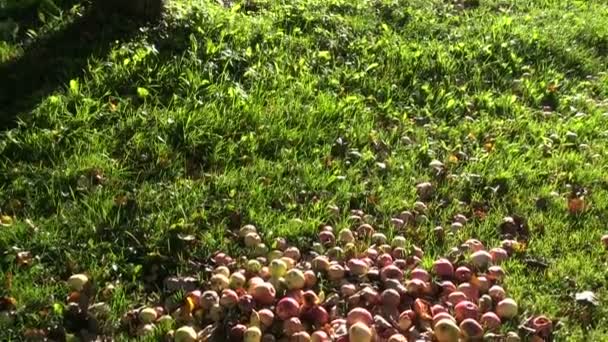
xmin=0 ymin=3 xmax=161 ymax=131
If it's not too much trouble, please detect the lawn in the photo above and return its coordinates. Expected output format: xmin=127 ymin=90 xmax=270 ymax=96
xmin=1 ymin=0 xmax=608 ymax=340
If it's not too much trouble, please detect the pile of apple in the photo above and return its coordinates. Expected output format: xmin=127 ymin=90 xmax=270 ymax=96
xmin=89 ymin=219 xmax=554 ymax=342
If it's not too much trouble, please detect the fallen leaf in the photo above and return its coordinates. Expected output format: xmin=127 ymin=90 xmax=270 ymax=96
xmin=575 ymin=291 xmax=599 ymax=306
xmin=0 ymin=215 xmax=13 ymax=226
xmin=0 ymin=296 xmax=17 ymax=311
xmin=16 ymin=251 xmax=33 ymax=267
xmin=568 ymin=197 xmax=586 ymax=214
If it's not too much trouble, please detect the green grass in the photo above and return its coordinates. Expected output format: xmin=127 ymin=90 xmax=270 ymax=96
xmin=2 ymin=0 xmax=608 ymax=340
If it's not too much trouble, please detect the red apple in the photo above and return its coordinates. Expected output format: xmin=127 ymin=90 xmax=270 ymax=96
xmin=455 ymin=266 xmax=472 ymax=283
xmin=490 ymin=247 xmax=509 ymax=263
xmin=454 ymin=301 xmax=479 ymax=322
xmin=447 ymin=291 xmax=467 ymax=305
xmin=488 ymin=285 xmax=506 ymax=302
xmin=411 ymin=268 xmax=430 ymax=282
xmin=319 ymin=231 xmax=335 ymax=247
xmin=432 ymin=312 xmax=455 ymax=326
xmin=459 ymin=318 xmax=483 ymax=339
xmin=311 ymin=330 xmax=330 ymax=342
xmin=487 ymin=266 xmax=505 ymax=282
xmin=458 ymin=282 xmax=479 ymax=301
xmin=284 ymin=247 xmax=301 ymax=261
xmin=377 ymin=253 xmax=393 ymax=268
xmin=220 ymin=289 xmax=239 ymax=308
xmin=328 ymin=263 xmax=346 ymax=281
xmin=258 ymin=309 xmax=274 ymax=329
xmin=381 ymin=289 xmax=401 ymax=308
xmin=464 ymin=239 xmax=484 ymax=252
xmin=312 ymin=256 xmax=330 ymax=272
xmin=276 ymin=297 xmax=300 ymax=320
xmin=347 ymin=308 xmax=373 ymax=326
xmin=529 ymin=315 xmax=553 ymax=338
xmin=301 ymin=305 xmax=329 ymax=327
xmin=283 ymin=317 xmax=304 ymax=336
xmin=252 ymin=282 xmax=276 ymax=306
xmin=398 ymin=310 xmax=414 ymax=331
xmin=348 ymin=259 xmax=369 ymax=276
xmin=433 ymin=258 xmax=454 ymax=279
xmin=229 ymin=324 xmax=247 ymax=342
xmin=480 ymin=312 xmax=501 ymax=332
xmin=431 ymin=304 xmax=447 ymax=316
xmin=470 ymin=250 xmax=493 ymax=269
xmin=291 ymin=331 xmax=311 ymax=342
xmin=341 ymin=283 xmax=357 ymax=297
xmin=380 ymin=265 xmax=403 ymax=283
xmin=304 ymin=270 xmax=317 ymax=288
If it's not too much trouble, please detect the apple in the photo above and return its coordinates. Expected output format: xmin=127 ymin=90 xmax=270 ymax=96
xmin=285 ymin=269 xmax=306 ymax=290
xmin=319 ymin=231 xmax=335 ymax=247
xmin=211 ymin=273 xmax=230 ymax=291
xmin=338 ymin=229 xmax=355 ymax=244
xmin=244 ymin=233 xmax=262 ymax=248
xmin=447 ymin=291 xmax=467 ymax=305
xmin=214 ymin=266 xmax=231 ymax=277
xmin=239 ymin=224 xmax=257 ymax=237
xmin=480 ymin=312 xmax=501 ymax=331
xmin=284 ymin=247 xmax=301 ymax=261
xmin=270 ymin=259 xmax=288 ymax=279
xmin=398 ymin=310 xmax=414 ymax=331
xmin=454 ymin=301 xmax=479 ymax=322
xmin=328 ymin=263 xmax=346 ymax=281
xmin=434 ymin=319 xmax=460 ymax=342
xmin=488 ymin=285 xmax=506 ymax=302
xmin=347 ymin=308 xmax=374 ymax=326
xmin=301 ymin=305 xmax=329 ymax=327
xmin=311 ymin=330 xmax=330 ymax=342
xmin=67 ymin=274 xmax=89 ymax=292
xmin=391 ymin=236 xmax=407 ymax=249
xmin=411 ymin=268 xmax=430 ymax=282
xmin=377 ymin=253 xmax=393 ymax=268
xmin=464 ymin=239 xmax=484 ymax=252
xmin=470 ymin=250 xmax=493 ymax=269
xmin=229 ymin=272 xmax=247 ymax=290
xmin=304 ymin=270 xmax=317 ymax=288
xmin=138 ymin=307 xmax=157 ymax=324
xmin=201 ymin=290 xmax=219 ymax=310
xmin=252 ymin=282 xmax=276 ymax=306
xmin=341 ymin=283 xmax=357 ymax=297
xmin=381 ymin=289 xmax=401 ymax=308
xmin=229 ymin=324 xmax=247 ymax=341
xmin=244 ymin=326 xmax=262 ymax=342
xmin=380 ymin=265 xmax=403 ymax=283
xmin=455 ymin=266 xmax=472 ymax=283
xmin=291 ymin=331 xmax=311 ymax=342
xmin=284 ymin=317 xmax=304 ymax=336
xmin=276 ymin=297 xmax=300 ymax=320
xmin=530 ymin=315 xmax=553 ymax=337
xmin=433 ymin=258 xmax=454 ymax=279
xmin=496 ymin=298 xmax=518 ymax=319
xmin=312 ymin=256 xmax=330 ymax=272
xmin=432 ymin=312 xmax=455 ymax=326
xmin=458 ymin=282 xmax=479 ymax=301
xmin=174 ymin=326 xmax=197 ymax=342
xmin=348 ymin=259 xmax=369 ymax=276
xmin=487 ymin=265 xmax=505 ymax=282
xmin=490 ymin=247 xmax=509 ymax=263
xmin=349 ymin=322 xmax=373 ymax=342
xmin=459 ymin=318 xmax=483 ymax=339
